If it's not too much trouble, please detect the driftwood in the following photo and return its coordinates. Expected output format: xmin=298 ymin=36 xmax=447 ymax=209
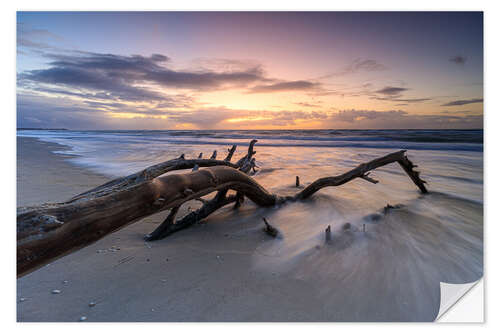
xmin=17 ymin=140 xmax=427 ymax=277
xmin=325 ymin=225 xmax=332 ymax=242
xmin=262 ymin=217 xmax=279 ymax=238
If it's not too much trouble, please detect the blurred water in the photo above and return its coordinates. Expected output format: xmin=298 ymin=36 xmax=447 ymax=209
xmin=17 ymin=129 xmax=483 ymax=321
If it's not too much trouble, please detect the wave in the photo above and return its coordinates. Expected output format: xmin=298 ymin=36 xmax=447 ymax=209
xmin=18 ymin=129 xmax=483 ymax=152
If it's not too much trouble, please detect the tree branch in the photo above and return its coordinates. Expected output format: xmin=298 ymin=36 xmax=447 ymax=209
xmin=294 ymin=150 xmax=427 ymax=200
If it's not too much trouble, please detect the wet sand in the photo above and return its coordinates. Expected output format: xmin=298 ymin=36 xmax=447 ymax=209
xmin=17 ymin=137 xmax=111 ymax=207
xmin=16 ymin=137 xmax=482 ymax=322
xmin=17 ymin=137 xmax=330 ymax=322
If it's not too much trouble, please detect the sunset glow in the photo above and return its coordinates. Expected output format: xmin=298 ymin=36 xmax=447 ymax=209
xmin=17 ymin=12 xmax=483 ymax=130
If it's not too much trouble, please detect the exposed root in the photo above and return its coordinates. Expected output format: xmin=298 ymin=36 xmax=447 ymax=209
xmin=262 ymin=218 xmax=279 ymax=238
xmin=325 ymin=225 xmax=332 ymax=242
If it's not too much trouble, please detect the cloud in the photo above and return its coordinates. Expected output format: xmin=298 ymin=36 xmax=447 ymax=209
xmin=294 ymin=102 xmax=321 ymax=108
xmin=323 ymin=58 xmax=387 ymax=78
xmin=18 ymin=38 xmax=55 ymax=50
xmin=324 ymin=109 xmax=482 ymax=129
xmin=441 ymin=98 xmax=483 ymax=106
xmin=17 ymin=23 xmax=68 ymax=51
xmin=370 ymin=86 xmax=432 ymax=104
xmin=151 ymin=54 xmax=170 ymax=62
xmin=144 ymin=66 xmax=266 ymax=90
xmin=17 ymin=92 xmax=483 ymax=130
xmin=16 ymin=92 xmax=319 ymax=129
xmin=189 ymin=58 xmax=262 ymax=73
xmin=18 ymin=25 xmax=62 ymax=41
xmin=344 ymin=59 xmax=387 ymax=73
xmin=16 ymin=46 xmax=330 ymax=128
xmin=375 ymin=86 xmax=409 ymax=95
xmin=18 ymin=51 xmax=273 ymax=104
xmin=371 ymin=96 xmax=431 ymax=103
xmin=20 ymin=66 xmax=165 ymax=102
xmin=247 ymin=80 xmax=320 ymax=93
xmin=331 ymin=109 xmax=408 ymax=123
xmin=440 ymin=110 xmax=479 ymax=115
xmin=449 ymin=55 xmax=467 ymax=65
xmin=19 ymin=49 xmax=323 ymax=104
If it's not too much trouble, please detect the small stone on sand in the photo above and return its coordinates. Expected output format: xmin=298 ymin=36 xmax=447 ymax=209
xmin=89 ymin=302 xmax=96 ymax=307
xmin=51 ymin=289 xmax=61 ymax=294
xmin=79 ymin=316 xmax=87 ymax=321
xmin=20 ymin=298 xmax=26 ymax=302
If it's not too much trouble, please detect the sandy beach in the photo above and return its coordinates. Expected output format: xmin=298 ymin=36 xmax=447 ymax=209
xmin=17 ymin=138 xmax=111 ymax=207
xmin=17 ymin=135 xmax=483 ymax=322
xmin=17 ymin=137 xmax=333 ymax=322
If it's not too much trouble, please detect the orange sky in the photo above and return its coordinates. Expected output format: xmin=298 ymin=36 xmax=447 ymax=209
xmin=17 ymin=12 xmax=483 ymax=130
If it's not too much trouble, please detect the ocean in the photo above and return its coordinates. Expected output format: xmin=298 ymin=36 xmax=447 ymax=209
xmin=17 ymin=129 xmax=483 ymax=320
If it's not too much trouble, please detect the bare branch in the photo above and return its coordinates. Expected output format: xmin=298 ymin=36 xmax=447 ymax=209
xmin=360 ymin=172 xmax=379 ymax=184
xmin=144 ymin=206 xmax=180 ymax=241
xmin=262 ymin=218 xmax=278 ymax=238
xmin=236 ymin=139 xmax=257 ymax=167
xmin=233 ymin=192 xmax=244 ymax=209
xmin=225 ymin=145 xmax=237 ymax=162
xmin=294 ymin=150 xmax=427 ymax=200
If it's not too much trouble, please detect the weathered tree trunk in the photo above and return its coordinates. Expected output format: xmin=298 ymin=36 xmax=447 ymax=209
xmin=17 ymin=141 xmax=427 ymax=277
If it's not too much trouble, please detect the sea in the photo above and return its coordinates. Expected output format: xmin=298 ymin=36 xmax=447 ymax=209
xmin=17 ymin=129 xmax=483 ymax=321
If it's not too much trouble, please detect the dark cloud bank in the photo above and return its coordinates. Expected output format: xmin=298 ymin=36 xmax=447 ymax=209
xmin=375 ymin=86 xmax=409 ymax=95
xmin=449 ymin=55 xmax=467 ymax=65
xmin=18 ymin=51 xmax=321 ymax=103
xmin=441 ymin=98 xmax=483 ymax=106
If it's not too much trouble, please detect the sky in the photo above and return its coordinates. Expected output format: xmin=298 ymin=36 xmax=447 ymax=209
xmin=17 ymin=12 xmax=483 ymax=130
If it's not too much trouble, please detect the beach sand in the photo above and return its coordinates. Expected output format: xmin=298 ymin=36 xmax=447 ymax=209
xmin=17 ymin=137 xmax=483 ymax=322
xmin=17 ymin=138 xmax=111 ymax=207
xmin=17 ymin=137 xmax=327 ymax=322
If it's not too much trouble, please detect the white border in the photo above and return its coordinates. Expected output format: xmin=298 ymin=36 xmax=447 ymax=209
xmin=3 ymin=1 xmax=498 ymax=331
